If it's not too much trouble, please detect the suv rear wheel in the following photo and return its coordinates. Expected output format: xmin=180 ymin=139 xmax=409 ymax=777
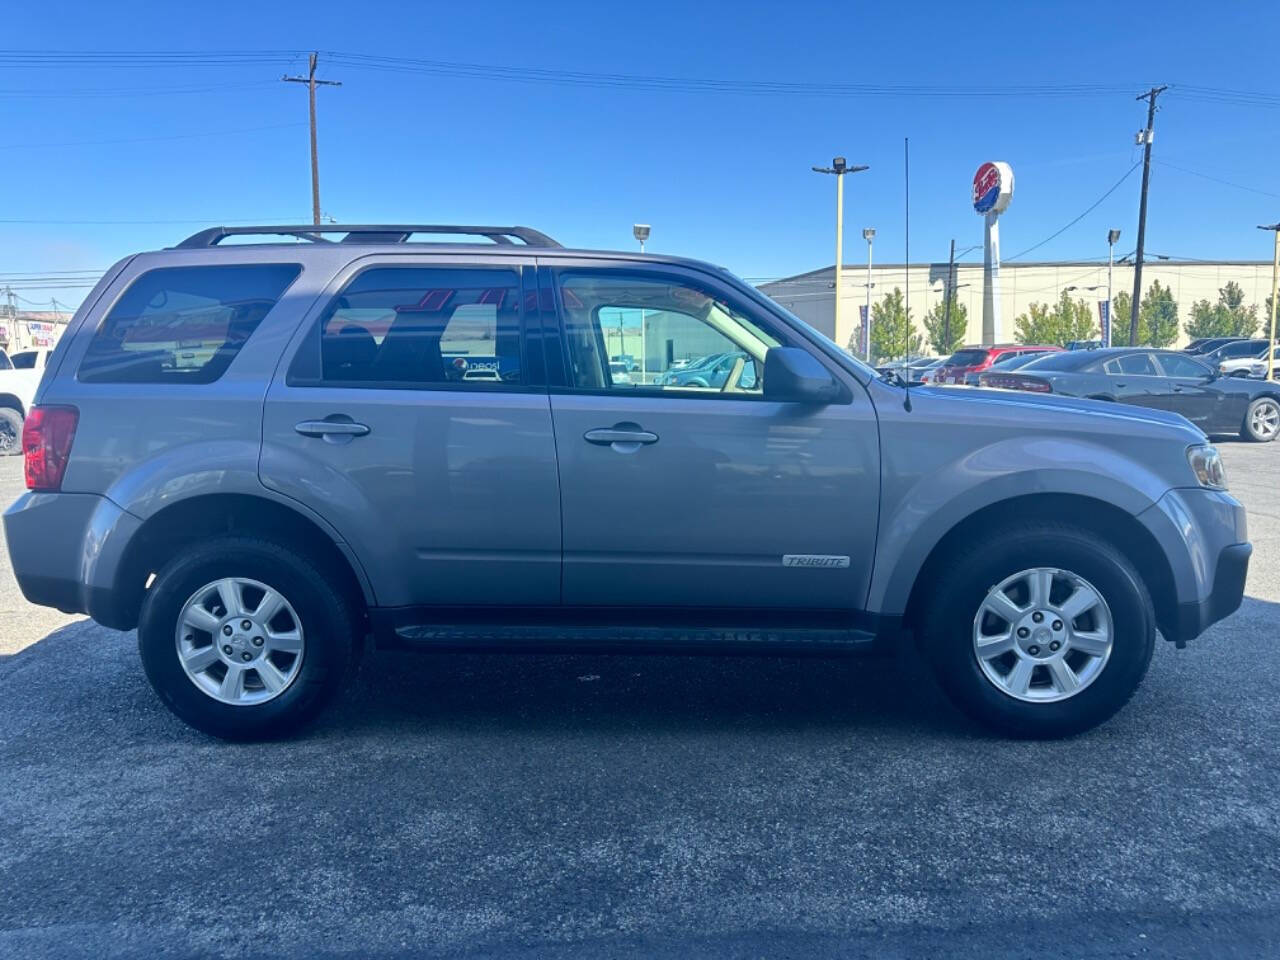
xmin=0 ymin=407 xmax=23 ymax=456
xmin=138 ymin=536 xmax=358 ymax=740
xmin=920 ymin=523 xmax=1154 ymax=738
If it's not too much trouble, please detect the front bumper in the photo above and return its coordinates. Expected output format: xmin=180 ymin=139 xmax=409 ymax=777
xmin=1169 ymin=542 xmax=1251 ymax=645
xmin=1137 ymin=487 xmax=1250 ymax=646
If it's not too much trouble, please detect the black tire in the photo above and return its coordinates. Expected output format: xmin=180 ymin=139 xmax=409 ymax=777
xmin=138 ymin=536 xmax=358 ymax=740
xmin=0 ymin=406 xmax=23 ymax=456
xmin=1241 ymin=396 xmax=1280 ymax=442
xmin=919 ymin=522 xmax=1155 ymax=739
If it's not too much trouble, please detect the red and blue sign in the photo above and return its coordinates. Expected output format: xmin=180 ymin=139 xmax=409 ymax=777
xmin=972 ymin=162 xmax=1003 ymax=214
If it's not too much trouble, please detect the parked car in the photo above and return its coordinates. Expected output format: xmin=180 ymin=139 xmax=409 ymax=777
xmin=1184 ymin=336 xmax=1244 ymax=356
xmin=4 ymin=223 xmax=1249 ymax=742
xmin=932 ymin=343 xmax=1063 ymax=385
xmin=977 ymin=347 xmax=1280 ymax=441
xmin=608 ymin=361 xmax=633 ymax=384
xmin=1211 ymin=340 xmax=1275 ymax=376
xmin=1066 ymin=340 xmax=1103 ymax=351
xmin=0 ymin=346 xmax=56 ymax=455
xmin=659 ymin=350 xmax=756 ymax=389
xmin=965 ymin=349 xmax=1056 ymax=386
xmin=878 ymin=356 xmax=940 ymax=384
xmin=611 ymin=354 xmax=639 ymax=372
xmin=1237 ymin=346 xmax=1280 ymax=381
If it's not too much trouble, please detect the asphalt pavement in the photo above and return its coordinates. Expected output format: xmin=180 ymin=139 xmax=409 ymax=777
xmin=1 ymin=444 xmax=1279 ymax=959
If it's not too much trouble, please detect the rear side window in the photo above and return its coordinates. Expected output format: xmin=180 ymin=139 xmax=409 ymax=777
xmin=79 ymin=264 xmax=301 ymax=384
xmin=293 ymin=266 xmax=523 ymax=388
xmin=10 ymin=351 xmax=36 ymax=369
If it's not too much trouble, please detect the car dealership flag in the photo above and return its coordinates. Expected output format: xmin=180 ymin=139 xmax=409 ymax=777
xmin=859 ymin=305 xmax=869 ymax=356
xmin=1098 ymin=300 xmax=1111 ymax=347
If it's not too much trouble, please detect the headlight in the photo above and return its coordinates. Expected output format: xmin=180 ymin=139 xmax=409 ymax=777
xmin=1187 ymin=444 xmax=1227 ymax=490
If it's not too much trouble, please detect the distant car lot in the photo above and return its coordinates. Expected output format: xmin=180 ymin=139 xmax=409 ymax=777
xmin=2 ymin=445 xmax=1280 ymax=957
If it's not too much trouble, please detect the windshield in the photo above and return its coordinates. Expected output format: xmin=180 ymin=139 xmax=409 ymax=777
xmin=944 ymin=349 xmax=989 ymax=367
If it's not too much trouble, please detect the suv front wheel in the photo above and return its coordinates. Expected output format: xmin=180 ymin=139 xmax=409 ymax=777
xmin=138 ymin=536 xmax=359 ymax=740
xmin=920 ymin=522 xmax=1155 ymax=738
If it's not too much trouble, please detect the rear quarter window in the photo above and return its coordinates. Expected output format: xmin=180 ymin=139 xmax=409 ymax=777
xmin=78 ymin=264 xmax=301 ymax=384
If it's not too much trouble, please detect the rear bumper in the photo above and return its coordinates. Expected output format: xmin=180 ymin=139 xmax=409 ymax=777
xmin=3 ymin=491 xmax=141 ymax=629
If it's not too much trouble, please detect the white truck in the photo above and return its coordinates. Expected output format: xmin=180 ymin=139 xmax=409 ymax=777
xmin=0 ymin=348 xmax=55 ymax=455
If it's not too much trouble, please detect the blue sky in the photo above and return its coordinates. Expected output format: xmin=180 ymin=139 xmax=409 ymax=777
xmin=2 ymin=0 xmax=1278 ymax=310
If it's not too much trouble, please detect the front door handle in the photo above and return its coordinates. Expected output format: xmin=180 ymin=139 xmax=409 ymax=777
xmin=295 ymin=418 xmax=371 ymax=441
xmin=584 ymin=425 xmax=659 ymax=448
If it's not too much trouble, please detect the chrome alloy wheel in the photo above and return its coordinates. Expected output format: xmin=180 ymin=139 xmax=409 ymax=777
xmin=972 ymin=567 xmax=1114 ymax=703
xmin=1251 ymin=399 xmax=1280 ymax=440
xmin=174 ymin=578 xmax=305 ymax=706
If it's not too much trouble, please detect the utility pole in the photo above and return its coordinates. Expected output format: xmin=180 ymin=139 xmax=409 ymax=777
xmin=942 ymin=238 xmax=957 ymax=352
xmin=813 ymin=157 xmax=869 ymax=348
xmin=862 ymin=228 xmax=875 ymax=362
xmin=283 ymin=52 xmax=342 ymax=225
xmin=1261 ymin=223 xmax=1280 ymax=382
xmin=1128 ymin=85 xmax=1167 ymax=346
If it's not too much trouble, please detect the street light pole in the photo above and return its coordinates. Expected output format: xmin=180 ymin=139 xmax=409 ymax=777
xmin=1107 ymin=228 xmax=1121 ymax=347
xmin=863 ymin=228 xmax=875 ymax=362
xmin=813 ymin=157 xmax=869 ymax=348
xmin=1261 ymin=223 xmax=1280 ymax=382
xmin=633 ymin=225 xmax=651 ymax=380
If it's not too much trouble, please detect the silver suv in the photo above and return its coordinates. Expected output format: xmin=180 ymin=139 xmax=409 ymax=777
xmin=4 ymin=224 xmax=1251 ymax=740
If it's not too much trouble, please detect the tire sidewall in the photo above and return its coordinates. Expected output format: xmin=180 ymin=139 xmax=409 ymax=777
xmin=924 ymin=528 xmax=1154 ymax=738
xmin=0 ymin=407 xmax=23 ymax=456
xmin=138 ymin=539 xmax=353 ymax=740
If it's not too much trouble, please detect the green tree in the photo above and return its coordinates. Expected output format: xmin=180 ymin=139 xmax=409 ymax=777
xmin=1137 ymin=279 xmax=1179 ymax=347
xmin=870 ymin=287 xmax=922 ymax=363
xmin=922 ymin=295 xmax=968 ymax=355
xmin=1185 ymin=281 xmax=1259 ymax=339
xmin=1013 ymin=290 xmax=1098 ymax=347
xmin=1110 ymin=290 xmax=1132 ymax=344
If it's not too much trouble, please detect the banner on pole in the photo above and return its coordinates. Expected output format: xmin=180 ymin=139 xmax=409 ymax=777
xmin=858 ymin=305 xmax=869 ymax=356
xmin=1098 ymin=300 xmax=1111 ymax=347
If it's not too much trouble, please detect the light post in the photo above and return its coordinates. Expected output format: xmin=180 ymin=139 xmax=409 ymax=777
xmin=813 ymin=157 xmax=869 ymax=348
xmin=1106 ymin=229 xmax=1122 ymax=347
xmin=1260 ymin=223 xmax=1280 ymax=381
xmin=633 ymin=224 xmax=651 ymax=379
xmin=862 ymin=228 xmax=875 ymax=361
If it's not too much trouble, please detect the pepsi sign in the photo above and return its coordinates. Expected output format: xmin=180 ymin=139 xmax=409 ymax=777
xmin=972 ymin=161 xmax=1014 ymax=216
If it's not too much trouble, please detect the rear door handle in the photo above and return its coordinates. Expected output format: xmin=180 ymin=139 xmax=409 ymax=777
xmin=584 ymin=426 xmax=659 ymax=446
xmin=295 ymin=418 xmax=371 ymax=440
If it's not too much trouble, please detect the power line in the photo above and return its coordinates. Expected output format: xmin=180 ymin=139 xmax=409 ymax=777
xmin=0 ymin=120 xmax=304 ymax=151
xmin=1004 ymin=162 xmax=1141 ymax=262
xmin=1153 ymin=160 xmax=1280 ymax=200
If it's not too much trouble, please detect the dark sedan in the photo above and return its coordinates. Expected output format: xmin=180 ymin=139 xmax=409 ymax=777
xmin=978 ymin=347 xmax=1280 ymax=441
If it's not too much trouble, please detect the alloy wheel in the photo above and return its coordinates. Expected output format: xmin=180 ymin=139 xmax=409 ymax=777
xmin=972 ymin=566 xmax=1114 ymax=703
xmin=174 ymin=577 xmax=305 ymax=706
xmin=1251 ymin=399 xmax=1280 ymax=440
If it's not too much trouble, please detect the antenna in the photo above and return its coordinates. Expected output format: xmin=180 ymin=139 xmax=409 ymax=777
xmin=903 ymin=137 xmax=912 ymax=412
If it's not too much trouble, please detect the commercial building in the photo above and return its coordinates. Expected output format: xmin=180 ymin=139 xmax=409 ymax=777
xmin=760 ymin=259 xmax=1276 ymax=355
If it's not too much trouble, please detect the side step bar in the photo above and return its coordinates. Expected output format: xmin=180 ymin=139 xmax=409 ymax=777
xmin=387 ymin=622 xmax=878 ymax=655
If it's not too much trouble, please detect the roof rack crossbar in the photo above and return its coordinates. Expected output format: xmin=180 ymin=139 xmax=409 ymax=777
xmin=175 ymin=224 xmax=561 ymax=249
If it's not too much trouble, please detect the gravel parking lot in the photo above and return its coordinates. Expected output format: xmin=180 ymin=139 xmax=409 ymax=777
xmin=1 ymin=444 xmax=1278 ymax=959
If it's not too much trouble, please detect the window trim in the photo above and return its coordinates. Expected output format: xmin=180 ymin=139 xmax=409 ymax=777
xmin=285 ymin=261 xmax=541 ymax=394
xmin=545 ymin=263 xmax=840 ymax=404
xmin=1103 ymin=352 xmax=1162 ymax=377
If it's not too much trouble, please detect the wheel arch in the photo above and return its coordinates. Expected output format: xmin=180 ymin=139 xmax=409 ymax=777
xmin=901 ymin=492 xmax=1178 ymax=642
xmin=111 ymin=492 xmax=373 ymax=631
xmin=0 ymin=392 xmax=25 ymax=416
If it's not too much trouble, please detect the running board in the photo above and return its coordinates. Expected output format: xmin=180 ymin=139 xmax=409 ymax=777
xmin=387 ymin=622 xmax=878 ymax=655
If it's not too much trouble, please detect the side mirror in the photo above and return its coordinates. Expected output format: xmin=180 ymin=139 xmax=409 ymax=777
xmin=763 ymin=346 xmax=842 ymax=404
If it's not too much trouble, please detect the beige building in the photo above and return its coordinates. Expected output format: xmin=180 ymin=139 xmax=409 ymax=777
xmin=760 ymin=259 xmax=1277 ymax=355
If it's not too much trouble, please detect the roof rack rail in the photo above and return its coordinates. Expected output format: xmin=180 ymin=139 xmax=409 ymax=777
xmin=174 ymin=224 xmax=561 ymax=249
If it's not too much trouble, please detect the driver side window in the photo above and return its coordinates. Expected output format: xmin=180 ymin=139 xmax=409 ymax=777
xmin=557 ymin=272 xmax=778 ymax=395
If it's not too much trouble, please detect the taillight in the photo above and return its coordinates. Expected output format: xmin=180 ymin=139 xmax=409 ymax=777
xmin=23 ymin=405 xmax=79 ymax=492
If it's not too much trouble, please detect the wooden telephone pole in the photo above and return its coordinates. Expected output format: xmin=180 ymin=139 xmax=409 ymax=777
xmin=283 ymin=52 xmax=342 ymax=225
